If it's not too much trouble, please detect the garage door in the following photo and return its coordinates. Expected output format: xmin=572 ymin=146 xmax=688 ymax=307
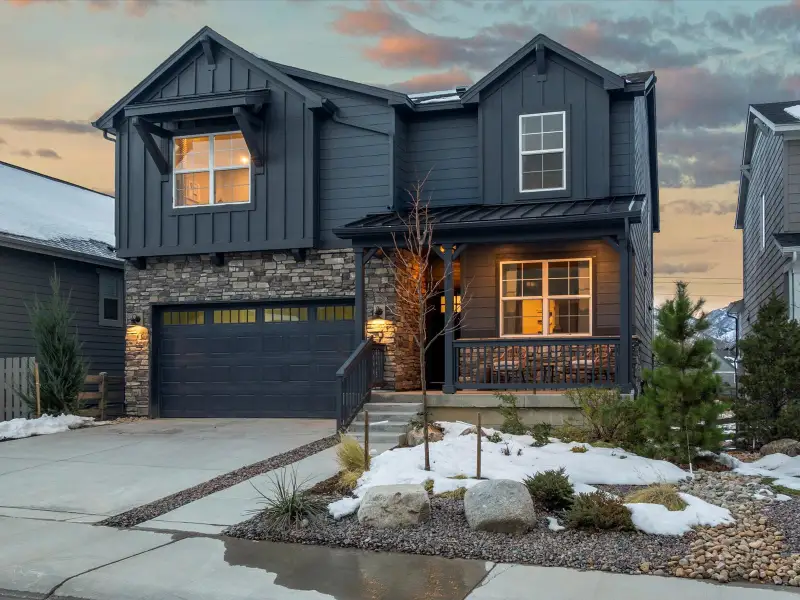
xmin=155 ymin=302 xmax=355 ymax=418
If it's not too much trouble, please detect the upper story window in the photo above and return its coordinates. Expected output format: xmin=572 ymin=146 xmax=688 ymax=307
xmin=173 ymin=132 xmax=251 ymax=207
xmin=519 ymin=112 xmax=566 ymax=193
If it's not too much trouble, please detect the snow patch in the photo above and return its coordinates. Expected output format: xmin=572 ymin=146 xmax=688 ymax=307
xmin=328 ymin=497 xmax=361 ymax=520
xmin=0 ymin=414 xmax=95 ymax=441
xmin=546 ymin=516 xmax=565 ymax=531
xmin=626 ymin=493 xmax=734 ymax=536
xmin=784 ymin=105 xmax=800 ymax=120
xmin=435 ymin=421 xmax=474 ymax=437
xmin=0 ymin=163 xmax=114 ymax=245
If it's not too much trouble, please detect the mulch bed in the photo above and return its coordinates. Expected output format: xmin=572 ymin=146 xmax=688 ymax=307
xmin=97 ymin=435 xmax=338 ymax=529
xmin=225 ymin=496 xmax=692 ymax=575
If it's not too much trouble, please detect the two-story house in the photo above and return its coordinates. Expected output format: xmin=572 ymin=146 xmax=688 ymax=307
xmin=93 ymin=27 xmax=658 ymax=422
xmin=735 ymin=102 xmax=800 ymax=335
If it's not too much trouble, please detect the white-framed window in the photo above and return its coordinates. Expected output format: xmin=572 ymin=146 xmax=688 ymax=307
xmin=172 ymin=131 xmax=251 ymax=207
xmin=519 ymin=111 xmax=566 ymax=193
xmin=98 ymin=271 xmax=122 ymax=327
xmin=499 ymin=259 xmax=591 ymax=336
xmin=761 ymin=192 xmax=766 ymax=251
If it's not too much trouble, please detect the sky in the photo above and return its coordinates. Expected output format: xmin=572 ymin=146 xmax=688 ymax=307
xmin=1 ymin=0 xmax=799 ymax=309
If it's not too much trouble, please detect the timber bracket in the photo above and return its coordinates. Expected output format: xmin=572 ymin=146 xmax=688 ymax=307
xmin=233 ymin=106 xmax=265 ymax=174
xmin=131 ymin=117 xmax=171 ymax=181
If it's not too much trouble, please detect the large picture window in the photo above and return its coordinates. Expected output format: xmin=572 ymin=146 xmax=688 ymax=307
xmin=500 ymin=259 xmax=591 ymax=336
xmin=519 ymin=112 xmax=566 ymax=193
xmin=173 ymin=132 xmax=251 ymax=207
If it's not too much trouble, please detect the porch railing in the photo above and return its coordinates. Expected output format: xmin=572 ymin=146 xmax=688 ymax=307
xmin=336 ymin=339 xmax=386 ymax=430
xmin=453 ymin=337 xmax=620 ymax=390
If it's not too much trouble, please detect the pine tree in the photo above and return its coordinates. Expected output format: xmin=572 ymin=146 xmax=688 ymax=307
xmin=20 ymin=271 xmax=88 ymax=415
xmin=736 ymin=295 xmax=800 ymax=445
xmin=639 ymin=282 xmax=724 ymax=463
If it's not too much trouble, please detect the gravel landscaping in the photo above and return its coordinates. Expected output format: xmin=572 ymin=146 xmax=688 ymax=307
xmin=98 ymin=435 xmax=337 ymax=528
xmin=225 ymin=496 xmax=692 ymax=574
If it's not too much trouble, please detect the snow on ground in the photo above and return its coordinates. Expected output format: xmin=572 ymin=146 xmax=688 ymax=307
xmin=0 ymin=414 xmax=94 ymax=441
xmin=355 ymin=426 xmax=688 ymax=498
xmin=724 ymin=452 xmax=800 ymax=491
xmin=546 ymin=516 xmax=565 ymax=532
xmin=626 ymin=493 xmax=733 ymax=535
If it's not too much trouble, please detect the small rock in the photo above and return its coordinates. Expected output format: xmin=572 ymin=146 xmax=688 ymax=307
xmin=640 ymin=563 xmax=650 ymax=573
xmin=675 ymin=568 xmax=686 ymax=577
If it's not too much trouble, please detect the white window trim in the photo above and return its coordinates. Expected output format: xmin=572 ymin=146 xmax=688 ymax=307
xmin=172 ymin=130 xmax=252 ymax=208
xmin=761 ymin=192 xmax=766 ymax=251
xmin=499 ymin=258 xmax=592 ymax=337
xmin=519 ymin=111 xmax=567 ymax=194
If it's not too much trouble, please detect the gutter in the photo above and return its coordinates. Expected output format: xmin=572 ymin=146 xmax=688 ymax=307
xmin=0 ymin=234 xmax=123 ymax=269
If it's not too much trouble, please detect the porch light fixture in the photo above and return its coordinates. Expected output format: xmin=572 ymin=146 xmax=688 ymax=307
xmin=367 ymin=305 xmax=390 ymax=343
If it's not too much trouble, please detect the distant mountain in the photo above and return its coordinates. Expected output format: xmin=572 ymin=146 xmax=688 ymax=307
xmin=652 ymin=306 xmax=738 ymax=348
xmin=704 ymin=307 xmax=737 ymax=347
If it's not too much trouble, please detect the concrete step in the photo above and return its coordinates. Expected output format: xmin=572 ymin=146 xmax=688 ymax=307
xmin=350 ymin=420 xmax=410 ymax=433
xmin=371 ymin=392 xmax=425 ymax=404
xmin=348 ymin=430 xmax=406 ymax=446
xmin=353 ymin=404 xmax=422 ymax=420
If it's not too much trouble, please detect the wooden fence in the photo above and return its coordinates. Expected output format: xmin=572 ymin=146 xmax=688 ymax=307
xmin=1 ymin=357 xmax=35 ymax=421
xmin=1 ymin=357 xmax=125 ymax=421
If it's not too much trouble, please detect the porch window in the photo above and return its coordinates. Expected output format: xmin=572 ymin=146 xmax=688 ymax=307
xmin=500 ymin=259 xmax=591 ymax=336
xmin=173 ymin=132 xmax=251 ymax=207
xmin=519 ymin=111 xmax=566 ymax=193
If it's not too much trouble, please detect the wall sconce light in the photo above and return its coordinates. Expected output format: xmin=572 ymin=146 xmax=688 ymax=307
xmin=130 ymin=315 xmax=142 ymax=325
xmin=367 ymin=305 xmax=390 ymax=343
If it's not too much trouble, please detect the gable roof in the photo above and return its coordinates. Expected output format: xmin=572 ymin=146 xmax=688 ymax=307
xmin=0 ymin=161 xmax=120 ymax=267
xmin=751 ymin=101 xmax=800 ymax=129
xmin=93 ymin=27 xmax=324 ymax=132
xmin=460 ymin=34 xmax=625 ymax=104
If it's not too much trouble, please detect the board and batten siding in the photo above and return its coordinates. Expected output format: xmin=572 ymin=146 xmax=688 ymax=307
xmin=459 ymin=241 xmax=620 ymax=338
xmin=742 ymin=130 xmax=787 ymax=336
xmin=784 ymin=140 xmax=800 ymax=230
xmin=479 ymin=54 xmax=610 ymax=204
xmin=300 ymin=80 xmax=394 ymax=248
xmin=0 ymin=247 xmax=124 ymax=378
xmin=117 ymin=47 xmax=316 ymax=258
xmin=405 ymin=111 xmax=480 ymax=207
xmin=610 ymin=100 xmax=634 ymax=195
xmin=630 ymin=95 xmax=653 ymax=370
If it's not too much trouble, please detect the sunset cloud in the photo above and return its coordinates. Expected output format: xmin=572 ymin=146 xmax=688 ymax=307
xmin=0 ymin=118 xmax=95 ymax=135
xmin=666 ymin=198 xmax=736 ymax=216
xmin=388 ymin=68 xmax=473 ymax=93
xmin=656 ymin=261 xmax=716 ymax=275
xmin=13 ymin=148 xmax=62 ymax=160
xmin=8 ymin=0 xmax=204 ymax=17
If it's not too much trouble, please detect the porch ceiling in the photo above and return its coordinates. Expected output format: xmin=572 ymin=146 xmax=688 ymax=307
xmin=334 ymin=195 xmax=644 ymax=243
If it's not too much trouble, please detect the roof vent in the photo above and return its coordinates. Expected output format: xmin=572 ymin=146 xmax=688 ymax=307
xmin=455 ymin=86 xmax=468 ymax=96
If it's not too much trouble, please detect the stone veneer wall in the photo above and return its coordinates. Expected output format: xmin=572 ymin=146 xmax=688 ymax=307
xmin=124 ymin=249 xmax=397 ymax=416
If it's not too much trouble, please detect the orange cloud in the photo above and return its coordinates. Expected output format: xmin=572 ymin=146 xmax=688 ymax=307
xmin=8 ymin=0 xmax=203 ymax=17
xmin=389 ymin=67 xmax=472 ymax=93
xmin=332 ymin=0 xmax=409 ymax=36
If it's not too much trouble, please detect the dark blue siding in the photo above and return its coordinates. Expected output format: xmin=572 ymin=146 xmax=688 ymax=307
xmin=610 ymin=100 xmax=634 ymax=194
xmin=0 ymin=247 xmax=124 ymax=378
xmin=406 ymin=112 xmax=479 ymax=207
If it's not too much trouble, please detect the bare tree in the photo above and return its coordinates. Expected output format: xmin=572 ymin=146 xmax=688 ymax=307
xmin=386 ymin=175 xmax=468 ymax=471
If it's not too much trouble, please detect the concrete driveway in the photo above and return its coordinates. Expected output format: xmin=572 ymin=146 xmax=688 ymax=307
xmin=0 ymin=418 xmax=334 ymax=521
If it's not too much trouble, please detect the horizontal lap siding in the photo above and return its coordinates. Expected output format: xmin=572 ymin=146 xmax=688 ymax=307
xmin=459 ymin=241 xmax=620 ymax=338
xmin=631 ymin=96 xmax=653 ymax=370
xmin=305 ymin=81 xmax=393 ymax=248
xmin=0 ymin=247 xmax=124 ymax=378
xmin=742 ymin=131 xmax=786 ymax=336
xmin=785 ymin=140 xmax=800 ymax=229
xmin=610 ymin=100 xmax=634 ymax=195
xmin=406 ymin=112 xmax=479 ymax=206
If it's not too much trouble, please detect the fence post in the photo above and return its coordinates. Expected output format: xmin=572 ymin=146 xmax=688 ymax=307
xmin=476 ymin=413 xmax=482 ymax=479
xmin=34 ymin=361 xmax=41 ymax=418
xmin=364 ymin=410 xmax=370 ymax=470
xmin=99 ymin=372 xmax=108 ymax=421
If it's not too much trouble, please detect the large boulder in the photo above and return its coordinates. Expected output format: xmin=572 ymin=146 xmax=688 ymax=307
xmin=760 ymin=439 xmax=800 ymax=457
xmin=406 ymin=426 xmax=444 ymax=447
xmin=464 ymin=479 xmax=536 ymax=534
xmin=357 ymin=484 xmax=431 ymax=528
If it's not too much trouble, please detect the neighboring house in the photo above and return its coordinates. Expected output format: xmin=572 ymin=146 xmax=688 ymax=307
xmin=93 ymin=26 xmax=659 ymax=419
xmin=0 ymin=161 xmax=125 ymax=379
xmin=735 ymin=101 xmax=800 ymax=335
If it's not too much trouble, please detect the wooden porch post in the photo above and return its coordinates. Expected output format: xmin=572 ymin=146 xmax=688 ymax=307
xmin=354 ymin=247 xmax=366 ymax=341
xmin=618 ymin=232 xmax=632 ymax=391
xmin=443 ymin=247 xmax=456 ymax=394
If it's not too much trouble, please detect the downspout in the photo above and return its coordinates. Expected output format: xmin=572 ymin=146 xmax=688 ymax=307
xmin=725 ymin=305 xmax=740 ymax=402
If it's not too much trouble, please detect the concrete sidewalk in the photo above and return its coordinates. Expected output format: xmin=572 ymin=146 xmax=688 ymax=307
xmin=1 ymin=513 xmax=799 ymax=600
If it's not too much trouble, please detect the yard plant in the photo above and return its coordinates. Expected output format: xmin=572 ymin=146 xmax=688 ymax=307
xmin=566 ymin=491 xmax=634 ymax=531
xmin=523 ymin=468 xmax=574 ymax=511
xmin=336 ymin=435 xmax=366 ymax=491
xmin=625 ymin=484 xmax=687 ymax=511
xmin=255 ymin=467 xmax=326 ymax=532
